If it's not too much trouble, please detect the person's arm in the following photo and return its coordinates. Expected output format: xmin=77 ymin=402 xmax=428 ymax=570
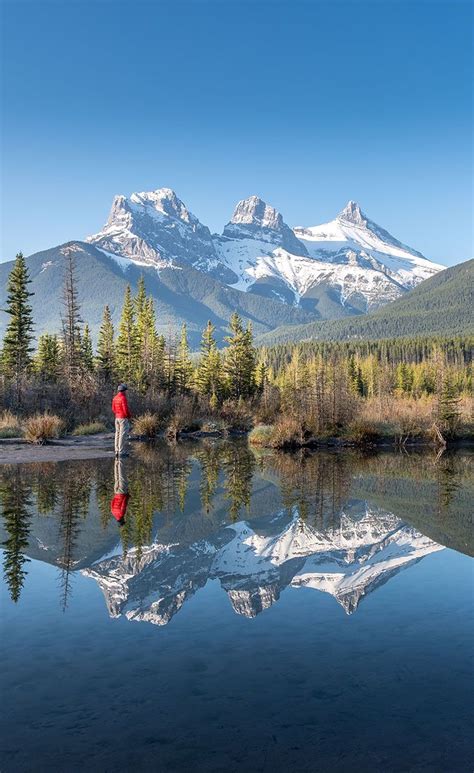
xmin=123 ymin=393 xmax=132 ymax=420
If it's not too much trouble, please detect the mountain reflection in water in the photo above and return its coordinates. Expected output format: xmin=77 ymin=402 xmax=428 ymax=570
xmin=1 ymin=442 xmax=472 ymax=622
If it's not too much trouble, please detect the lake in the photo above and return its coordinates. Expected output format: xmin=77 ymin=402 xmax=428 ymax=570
xmin=0 ymin=441 xmax=473 ymax=772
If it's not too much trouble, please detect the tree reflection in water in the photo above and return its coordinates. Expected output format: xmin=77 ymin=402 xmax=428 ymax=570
xmin=0 ymin=443 xmax=472 ymax=606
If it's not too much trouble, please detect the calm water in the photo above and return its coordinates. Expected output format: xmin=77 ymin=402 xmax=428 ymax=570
xmin=0 ymin=442 xmax=473 ymax=773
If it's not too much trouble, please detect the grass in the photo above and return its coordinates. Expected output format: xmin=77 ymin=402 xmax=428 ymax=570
xmin=72 ymin=421 xmax=108 ymax=436
xmin=24 ymin=413 xmax=64 ymax=444
xmin=248 ymin=424 xmax=274 ymax=447
xmin=132 ymin=412 xmax=161 ymax=438
xmin=0 ymin=410 xmax=22 ymax=438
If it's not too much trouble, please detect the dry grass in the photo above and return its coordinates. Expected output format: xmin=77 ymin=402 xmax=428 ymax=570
xmin=271 ymin=416 xmax=307 ymax=449
xmin=347 ymin=397 xmax=437 ymax=442
xmin=72 ymin=421 xmax=108 ymax=436
xmin=24 ymin=413 xmax=64 ymax=444
xmin=132 ymin=412 xmax=161 ymax=438
xmin=248 ymin=424 xmax=274 ymax=447
xmin=0 ymin=410 xmax=22 ymax=438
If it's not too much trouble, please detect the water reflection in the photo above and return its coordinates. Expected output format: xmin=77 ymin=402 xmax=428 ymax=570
xmin=110 ymin=460 xmax=130 ymax=527
xmin=1 ymin=443 xmax=472 ymax=620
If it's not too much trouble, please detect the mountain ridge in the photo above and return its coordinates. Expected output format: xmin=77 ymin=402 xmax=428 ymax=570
xmin=0 ymin=186 xmax=455 ymax=346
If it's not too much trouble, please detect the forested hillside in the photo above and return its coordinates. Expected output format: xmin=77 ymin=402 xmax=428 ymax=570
xmin=258 ymin=259 xmax=474 ymax=345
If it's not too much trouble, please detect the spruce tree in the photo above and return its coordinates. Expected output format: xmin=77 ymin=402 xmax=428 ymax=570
xmin=61 ymin=248 xmax=83 ymax=380
xmin=96 ymin=305 xmax=115 ymax=383
xmin=195 ymin=320 xmax=222 ymax=400
xmin=175 ymin=323 xmax=194 ymax=393
xmin=437 ymin=372 xmax=461 ymax=439
xmin=223 ymin=313 xmax=256 ymax=399
xmin=115 ymin=285 xmax=138 ymax=383
xmin=1 ymin=253 xmax=35 ymax=403
xmin=35 ymin=333 xmax=61 ymax=383
xmin=81 ymin=324 xmax=94 ymax=372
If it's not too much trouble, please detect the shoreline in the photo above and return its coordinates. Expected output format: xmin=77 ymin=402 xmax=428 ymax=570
xmin=0 ymin=430 xmax=472 ymax=465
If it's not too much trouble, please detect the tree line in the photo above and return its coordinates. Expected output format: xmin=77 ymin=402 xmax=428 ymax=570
xmin=0 ymin=252 xmax=472 ymax=438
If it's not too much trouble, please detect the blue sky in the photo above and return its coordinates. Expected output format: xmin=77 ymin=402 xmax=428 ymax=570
xmin=1 ymin=0 xmax=472 ymax=265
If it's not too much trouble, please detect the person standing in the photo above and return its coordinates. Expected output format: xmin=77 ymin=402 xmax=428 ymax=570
xmin=112 ymin=383 xmax=132 ymax=458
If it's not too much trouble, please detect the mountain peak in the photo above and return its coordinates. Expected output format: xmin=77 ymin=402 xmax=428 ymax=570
xmin=129 ymin=188 xmax=194 ymax=223
xmin=230 ymin=195 xmax=284 ymax=230
xmin=337 ymin=200 xmax=368 ymax=227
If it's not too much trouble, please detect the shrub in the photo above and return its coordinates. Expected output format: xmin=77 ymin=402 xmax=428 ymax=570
xmin=132 ymin=412 xmax=161 ymax=438
xmin=72 ymin=421 xmax=108 ymax=436
xmin=0 ymin=410 xmax=22 ymax=438
xmin=167 ymin=397 xmax=201 ymax=439
xmin=248 ymin=424 xmax=274 ymax=447
xmin=271 ymin=416 xmax=306 ymax=449
xmin=24 ymin=413 xmax=64 ymax=444
xmin=220 ymin=398 xmax=253 ymax=432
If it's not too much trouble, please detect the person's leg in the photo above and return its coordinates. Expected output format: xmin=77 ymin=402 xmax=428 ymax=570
xmin=118 ymin=418 xmax=129 ymax=457
xmin=122 ymin=419 xmax=130 ymax=456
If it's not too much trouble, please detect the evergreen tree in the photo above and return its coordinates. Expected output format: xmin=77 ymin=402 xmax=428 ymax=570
xmin=96 ymin=305 xmax=115 ymax=383
xmin=195 ymin=320 xmax=222 ymax=400
xmin=81 ymin=324 xmax=94 ymax=372
xmin=175 ymin=323 xmax=194 ymax=393
xmin=1 ymin=253 xmax=35 ymax=403
xmin=135 ymin=283 xmax=160 ymax=392
xmin=61 ymin=248 xmax=83 ymax=380
xmin=35 ymin=333 xmax=61 ymax=383
xmin=223 ymin=314 xmax=256 ymax=399
xmin=437 ymin=372 xmax=461 ymax=438
xmin=115 ymin=285 xmax=138 ymax=383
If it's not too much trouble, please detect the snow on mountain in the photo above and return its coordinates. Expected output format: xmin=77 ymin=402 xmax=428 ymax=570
xmin=87 ymin=187 xmax=233 ymax=282
xmin=83 ymin=504 xmax=444 ymax=625
xmin=294 ymin=201 xmax=444 ymax=288
xmin=222 ymin=195 xmax=308 ymax=256
xmin=86 ymin=188 xmax=444 ymax=315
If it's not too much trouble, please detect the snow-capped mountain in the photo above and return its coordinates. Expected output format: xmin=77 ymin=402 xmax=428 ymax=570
xmin=86 ymin=188 xmax=444 ymax=317
xmin=83 ymin=503 xmax=444 ymax=625
xmin=87 ymin=187 xmax=234 ymax=283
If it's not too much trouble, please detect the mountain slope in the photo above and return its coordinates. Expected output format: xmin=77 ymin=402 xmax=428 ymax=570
xmin=0 ymin=241 xmax=313 ymax=346
xmin=213 ymin=197 xmax=443 ymax=312
xmin=0 ymin=187 xmax=449 ymax=343
xmin=257 ymin=258 xmax=474 ymax=344
xmin=86 ymin=187 xmax=444 ymax=317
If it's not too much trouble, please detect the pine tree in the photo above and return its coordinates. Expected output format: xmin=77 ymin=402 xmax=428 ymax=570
xmin=223 ymin=314 xmax=257 ymax=399
xmin=61 ymin=248 xmax=83 ymax=380
xmin=195 ymin=320 xmax=222 ymax=400
xmin=437 ymin=371 xmax=461 ymax=439
xmin=115 ymin=285 xmax=138 ymax=383
xmin=96 ymin=305 xmax=115 ymax=383
xmin=175 ymin=323 xmax=194 ymax=393
xmin=164 ymin=333 xmax=178 ymax=395
xmin=81 ymin=324 xmax=94 ymax=372
xmin=35 ymin=333 xmax=61 ymax=383
xmin=135 ymin=283 xmax=159 ymax=392
xmin=1 ymin=253 xmax=35 ymax=403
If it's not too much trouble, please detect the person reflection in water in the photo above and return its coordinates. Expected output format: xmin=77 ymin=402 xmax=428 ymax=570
xmin=110 ymin=459 xmax=130 ymax=528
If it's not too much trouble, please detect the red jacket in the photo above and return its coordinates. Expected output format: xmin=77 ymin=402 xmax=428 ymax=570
xmin=110 ymin=493 xmax=130 ymax=521
xmin=112 ymin=392 xmax=131 ymax=419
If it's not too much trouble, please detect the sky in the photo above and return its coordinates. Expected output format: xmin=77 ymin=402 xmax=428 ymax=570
xmin=0 ymin=0 xmax=472 ymax=266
